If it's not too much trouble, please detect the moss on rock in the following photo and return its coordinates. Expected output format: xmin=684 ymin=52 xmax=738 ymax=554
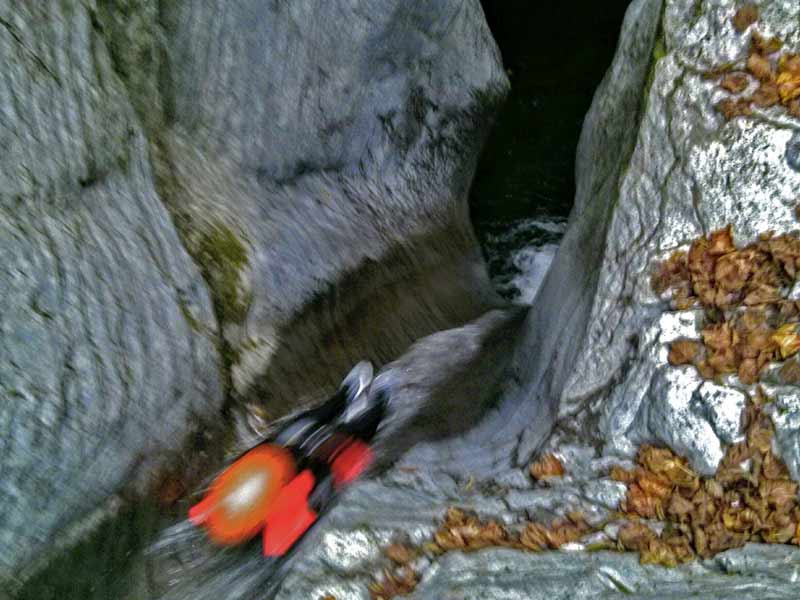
xmin=196 ymin=223 xmax=251 ymax=326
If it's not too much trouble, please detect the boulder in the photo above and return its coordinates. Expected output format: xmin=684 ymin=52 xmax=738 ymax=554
xmin=552 ymin=0 xmax=800 ymax=477
xmin=150 ymin=0 xmax=508 ymax=410
xmin=1 ymin=0 xmax=509 ymax=593
xmin=264 ymin=1 xmax=800 ymax=598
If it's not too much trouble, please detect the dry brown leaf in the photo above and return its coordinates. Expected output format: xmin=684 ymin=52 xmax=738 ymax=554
xmin=639 ymin=538 xmax=687 ymax=567
xmin=369 ymin=568 xmax=418 ymax=600
xmin=772 ymin=323 xmax=800 ymax=359
xmin=781 ymin=53 xmax=800 ymax=76
xmin=519 ymin=522 xmax=547 ymax=551
xmin=625 ymin=482 xmax=664 ymax=519
xmin=762 ymin=452 xmax=790 ymax=480
xmin=716 ymin=97 xmax=753 ymax=120
xmin=652 ymin=251 xmax=689 ymax=295
xmin=752 ymin=82 xmax=781 ymax=107
xmin=743 ymin=282 xmax=780 ymax=305
xmin=639 ymin=445 xmax=699 ymax=488
xmin=720 ymin=72 xmax=750 ymax=93
xmin=668 ymin=340 xmax=700 ymax=366
xmin=763 ymin=519 xmax=796 ymax=543
xmin=715 ymin=252 xmax=751 ymax=292
xmin=738 ymin=358 xmax=759 ymax=384
xmin=667 ymin=493 xmax=695 ymax=518
xmin=433 ymin=508 xmax=514 ymax=553
xmin=695 ymin=359 xmax=716 ymax=379
xmin=761 ymin=479 xmax=798 ymax=510
xmin=732 ymin=4 xmax=759 ymax=32
xmin=747 ymin=53 xmax=774 ymax=81
xmin=752 ymin=31 xmax=783 ymax=55
xmin=778 ymin=80 xmax=800 ymax=104
xmin=748 ymin=426 xmax=773 ymax=457
xmin=530 ymin=453 xmax=565 ymax=480
xmin=618 ymin=521 xmax=656 ymax=551
xmin=703 ymin=323 xmax=733 ymax=352
xmin=610 ymin=465 xmax=637 ymax=483
xmin=708 ymin=226 xmax=736 ymax=255
xmin=543 ymin=516 xmax=590 ymax=548
xmin=385 ymin=543 xmax=418 ymax=565
xmin=637 ymin=470 xmax=673 ymax=500
xmin=704 ymin=478 xmax=725 ymax=499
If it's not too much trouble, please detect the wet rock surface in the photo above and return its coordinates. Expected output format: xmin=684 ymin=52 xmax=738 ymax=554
xmin=144 ymin=306 xmax=527 ymax=600
xmin=268 ymin=0 xmax=800 ymax=598
xmin=1 ymin=0 xmax=507 ymax=594
xmin=152 ymin=0 xmax=508 ymax=411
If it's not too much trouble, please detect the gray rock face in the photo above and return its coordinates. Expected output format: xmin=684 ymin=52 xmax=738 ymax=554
xmin=401 ymin=0 xmax=666 ymax=479
xmin=265 ymin=1 xmax=800 ymax=598
xmin=9 ymin=0 xmax=800 ymax=598
xmin=562 ymin=0 xmax=800 ymax=477
xmin=154 ymin=0 xmax=508 ymax=411
xmin=1 ymin=0 xmax=508 ymax=593
xmin=406 ymin=544 xmax=800 ymax=600
xmin=425 ymin=0 xmax=800 ymax=478
xmin=0 ymin=2 xmax=223 ymax=588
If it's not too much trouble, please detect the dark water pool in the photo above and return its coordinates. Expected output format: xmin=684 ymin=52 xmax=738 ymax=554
xmin=473 ymin=0 xmax=632 ymax=300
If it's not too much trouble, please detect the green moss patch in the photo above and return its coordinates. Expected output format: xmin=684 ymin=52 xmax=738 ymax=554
xmin=196 ymin=223 xmax=250 ymax=325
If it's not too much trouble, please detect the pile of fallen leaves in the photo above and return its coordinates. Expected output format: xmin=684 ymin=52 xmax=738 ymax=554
xmin=715 ymin=5 xmax=800 ymax=120
xmin=369 ymin=506 xmax=593 ymax=597
xmin=613 ymin=392 xmax=800 ymax=566
xmin=652 ymin=226 xmax=800 ymax=383
xmin=430 ymin=506 xmax=591 ymax=554
xmin=368 ymin=504 xmax=591 ymax=599
xmin=369 ymin=393 xmax=800 ymax=597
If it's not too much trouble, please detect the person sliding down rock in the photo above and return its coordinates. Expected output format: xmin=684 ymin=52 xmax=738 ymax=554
xmin=188 ymin=361 xmax=387 ymax=557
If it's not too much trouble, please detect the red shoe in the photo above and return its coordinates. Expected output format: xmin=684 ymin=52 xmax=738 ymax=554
xmin=262 ymin=470 xmax=318 ymax=557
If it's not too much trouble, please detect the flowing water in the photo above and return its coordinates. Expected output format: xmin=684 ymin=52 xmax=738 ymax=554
xmin=481 ymin=216 xmax=567 ymax=303
xmin=470 ymin=0 xmax=631 ymax=301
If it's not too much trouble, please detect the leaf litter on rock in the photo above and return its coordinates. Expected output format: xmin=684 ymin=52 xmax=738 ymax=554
xmin=654 ymin=225 xmax=800 ymax=384
xmin=370 ymin=388 xmax=800 ymax=597
xmin=714 ymin=23 xmax=800 ymax=120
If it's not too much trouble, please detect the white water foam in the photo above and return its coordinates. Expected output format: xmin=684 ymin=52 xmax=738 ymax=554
xmin=506 ymin=243 xmax=560 ymax=304
xmin=481 ymin=217 xmax=567 ymax=304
